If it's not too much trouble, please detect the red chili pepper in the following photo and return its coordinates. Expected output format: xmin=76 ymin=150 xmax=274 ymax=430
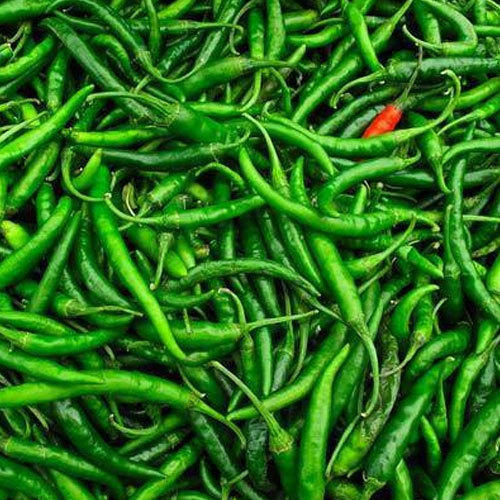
xmin=362 ymin=51 xmax=425 ymax=138
xmin=362 ymin=104 xmax=403 ymax=137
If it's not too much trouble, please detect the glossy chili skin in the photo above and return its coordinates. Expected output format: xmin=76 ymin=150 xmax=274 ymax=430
xmin=6 ymin=141 xmax=60 ymax=215
xmin=0 ymin=86 xmax=92 ymax=172
xmin=119 ymin=415 xmax=180 ymax=457
xmin=363 ymin=358 xmax=456 ymax=497
xmin=437 ymin=390 xmax=500 ymax=500
xmin=0 ymin=196 xmax=72 ymax=289
xmin=130 ymin=439 xmax=203 ymax=500
xmin=327 ymin=274 xmax=409 ymax=428
xmin=0 ymin=455 xmax=59 ymax=500
xmin=0 ymin=0 xmax=52 ymax=23
xmin=109 ymin=194 xmax=266 ymax=230
xmin=402 ymin=325 xmax=470 ymax=386
xmin=27 ymin=211 xmax=81 ymax=314
xmin=319 ymin=85 xmax=400 ymax=135
xmin=90 ymin=166 xmax=190 ymax=362
xmin=292 ymin=0 xmax=414 ymax=123
xmin=193 ymin=0 xmax=245 ymax=69
xmin=53 ymin=398 xmax=165 ymax=480
xmin=245 ymin=418 xmax=274 ymax=492
xmin=0 ymin=36 xmax=55 ymax=82
xmin=228 ymin=321 xmax=349 ymax=420
xmin=0 ymin=325 xmax=120 ymax=356
xmin=405 ymin=0 xmax=477 ymax=55
xmin=76 ymin=206 xmax=132 ymax=309
xmin=238 ymin=147 xmax=407 ymax=237
xmin=447 ymin=125 xmax=500 ymax=323
xmin=1 ymin=0 xmax=500 ymax=497
xmin=41 ymin=17 xmax=232 ymax=143
xmin=258 ymin=145 xmax=326 ymax=293
xmin=189 ymin=411 xmax=266 ymax=500
xmin=119 ymin=413 xmax=186 ymax=456
xmin=331 ymin=332 xmax=400 ymax=477
xmin=47 ymin=0 xmax=161 ymax=81
xmin=460 ymin=481 xmax=500 ymax=500
xmin=343 ymin=0 xmax=382 ymax=73
xmin=240 ymin=214 xmax=281 ymax=317
xmin=0 ymin=436 xmax=125 ymax=498
xmin=298 ymin=348 xmax=350 ymax=500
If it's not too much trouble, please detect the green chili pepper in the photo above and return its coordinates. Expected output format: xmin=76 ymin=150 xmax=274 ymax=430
xmin=0 ymin=85 xmax=92 ymax=172
xmin=363 ymin=357 xmax=458 ymax=497
xmin=436 ymin=390 xmax=500 ymax=500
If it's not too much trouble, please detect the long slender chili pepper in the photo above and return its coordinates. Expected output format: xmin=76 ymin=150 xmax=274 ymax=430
xmin=363 ymin=357 xmax=457 ymax=497
xmin=228 ymin=322 xmax=349 ymax=420
xmin=248 ymin=121 xmax=327 ymax=294
xmin=190 ymin=411 xmax=265 ymax=500
xmin=403 ymin=0 xmax=478 ymax=56
xmin=47 ymin=0 xmax=165 ymax=82
xmin=343 ymin=0 xmax=382 ymax=73
xmin=440 ymin=92 xmax=500 ymax=133
xmin=90 ymin=166 xmax=192 ymax=362
xmin=76 ymin=206 xmax=132 ymax=308
xmin=316 ymin=155 xmax=419 ymax=214
xmin=238 ymin=147 xmax=409 ymax=236
xmin=0 ymin=369 xmax=243 ymax=439
xmin=449 ymin=324 xmax=499 ymax=443
xmin=0 ymin=325 xmax=121 ymax=356
xmin=26 ymin=212 xmax=81 ymax=314
xmin=212 ymin=358 xmax=307 ymax=499
xmin=41 ymin=17 xmax=230 ymax=142
xmin=0 ymin=436 xmax=125 ymax=498
xmin=402 ymin=325 xmax=470 ymax=387
xmin=389 ymin=284 xmax=439 ymax=342
xmin=292 ymin=0 xmax=415 ymax=123
xmin=0 ymin=455 xmax=59 ymax=500
xmin=328 ymin=332 xmax=400 ymax=477
xmin=417 ymin=77 xmax=500 ymax=112
xmin=298 ymin=348 xmax=350 ymax=499
xmin=269 ymin=75 xmax=459 ymax=157
xmin=53 ymin=398 xmax=166 ymax=480
xmin=287 ymin=0 xmax=375 ymax=48
xmin=447 ymin=126 xmax=500 ymax=323
xmin=0 ymin=85 xmax=93 ymax=172
xmin=390 ymin=459 xmax=415 ymax=500
xmin=176 ymin=57 xmax=291 ymax=99
xmin=130 ymin=439 xmax=203 ymax=500
xmin=5 ymin=140 xmax=60 ymax=215
xmin=0 ymin=196 xmax=72 ymax=288
xmin=0 ymin=338 xmax=102 ymax=384
xmin=414 ymin=0 xmax=441 ymax=44
xmin=284 ymin=152 xmax=381 ymax=417
xmin=443 ymin=136 xmax=500 ymax=166
xmin=0 ymin=36 xmax=55 ymax=82
xmin=0 ymin=2 xmax=498 ymax=496
xmin=328 ymin=274 xmax=410 ymax=430
xmin=105 ymin=193 xmax=266 ymax=229
xmin=436 ymin=390 xmax=500 ymax=500
xmin=408 ymin=111 xmax=449 ymax=193
xmin=162 ymin=258 xmax=319 ymax=297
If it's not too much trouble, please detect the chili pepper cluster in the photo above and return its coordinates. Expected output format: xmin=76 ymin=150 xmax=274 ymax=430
xmin=0 ymin=0 xmax=498 ymax=497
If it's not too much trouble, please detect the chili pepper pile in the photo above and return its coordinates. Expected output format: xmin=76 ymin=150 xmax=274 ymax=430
xmin=0 ymin=0 xmax=498 ymax=497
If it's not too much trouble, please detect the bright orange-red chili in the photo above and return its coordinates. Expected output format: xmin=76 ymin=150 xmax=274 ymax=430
xmin=362 ymin=104 xmax=403 ymax=138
